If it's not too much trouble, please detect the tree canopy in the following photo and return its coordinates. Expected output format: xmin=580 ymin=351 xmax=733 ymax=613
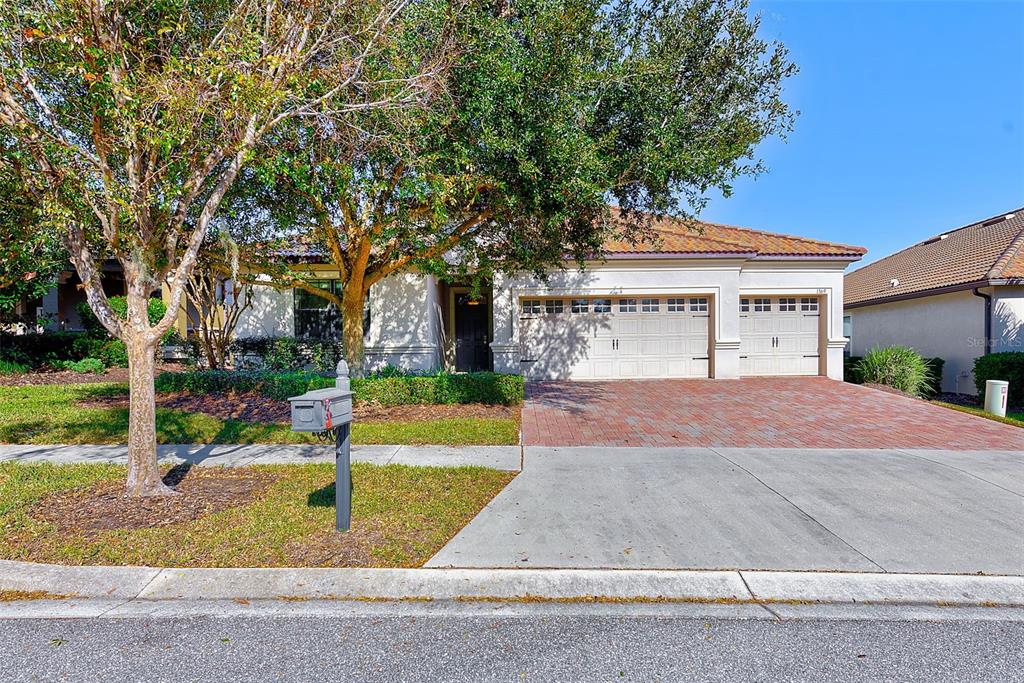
xmin=0 ymin=161 xmax=65 ymax=319
xmin=0 ymin=0 xmax=446 ymax=494
xmin=232 ymin=0 xmax=797 ymax=368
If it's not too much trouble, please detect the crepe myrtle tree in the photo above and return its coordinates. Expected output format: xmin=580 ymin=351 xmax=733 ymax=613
xmin=235 ymin=0 xmax=797 ymax=374
xmin=0 ymin=0 xmax=446 ymax=495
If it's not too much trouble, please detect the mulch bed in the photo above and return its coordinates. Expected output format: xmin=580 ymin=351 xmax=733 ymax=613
xmin=80 ymin=390 xmax=520 ymax=424
xmin=0 ymin=363 xmax=187 ymax=387
xmin=31 ymin=465 xmax=279 ymax=533
xmin=935 ymin=392 xmax=982 ymax=408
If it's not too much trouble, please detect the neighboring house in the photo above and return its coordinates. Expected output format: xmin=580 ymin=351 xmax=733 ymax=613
xmin=844 ymin=208 xmax=1024 ymax=395
xmin=231 ymin=215 xmax=865 ymax=380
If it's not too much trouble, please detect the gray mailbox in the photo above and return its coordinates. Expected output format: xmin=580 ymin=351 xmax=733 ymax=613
xmin=289 ymin=360 xmax=354 ymax=531
xmin=290 ymin=387 xmax=352 ymax=432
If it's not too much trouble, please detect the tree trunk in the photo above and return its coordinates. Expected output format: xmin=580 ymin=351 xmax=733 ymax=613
xmin=341 ymin=282 xmax=366 ymax=377
xmin=125 ymin=334 xmax=175 ymax=496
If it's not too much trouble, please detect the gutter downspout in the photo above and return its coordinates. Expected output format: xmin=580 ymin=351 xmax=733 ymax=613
xmin=972 ymin=288 xmax=992 ymax=355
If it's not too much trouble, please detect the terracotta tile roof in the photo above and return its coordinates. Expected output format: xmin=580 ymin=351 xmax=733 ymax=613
xmin=604 ymin=212 xmax=867 ymax=258
xmin=844 ymin=208 xmax=1024 ymax=307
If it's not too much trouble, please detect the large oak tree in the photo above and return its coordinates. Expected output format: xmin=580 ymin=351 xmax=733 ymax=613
xmin=236 ymin=0 xmax=797 ymax=372
xmin=0 ymin=0 xmax=445 ymax=495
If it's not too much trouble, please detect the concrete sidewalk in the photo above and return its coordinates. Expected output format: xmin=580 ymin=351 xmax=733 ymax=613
xmin=0 ymin=444 xmax=522 ymax=471
xmin=427 ymin=446 xmax=1024 ymax=574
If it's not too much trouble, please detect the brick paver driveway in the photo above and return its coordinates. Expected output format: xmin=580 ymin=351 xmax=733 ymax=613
xmin=521 ymin=377 xmax=1024 ymax=450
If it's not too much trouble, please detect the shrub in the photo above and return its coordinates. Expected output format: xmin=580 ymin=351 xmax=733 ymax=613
xmin=856 ymin=346 xmax=931 ymax=397
xmin=974 ymin=352 xmax=1024 ymax=407
xmin=351 ymin=372 xmax=524 ymax=406
xmin=76 ymin=296 xmax=167 ymax=338
xmin=71 ymin=336 xmax=130 ymax=368
xmin=154 ymin=369 xmax=334 ymax=400
xmin=0 ymin=331 xmax=87 ymax=368
xmin=153 ymin=369 xmax=525 ymax=405
xmin=843 ymin=356 xmax=863 ymax=384
xmin=923 ymin=357 xmax=945 ymax=397
xmin=52 ymin=357 xmax=105 ymax=374
xmin=229 ymin=336 xmax=344 ymax=373
xmin=0 ymin=359 xmax=30 ymax=374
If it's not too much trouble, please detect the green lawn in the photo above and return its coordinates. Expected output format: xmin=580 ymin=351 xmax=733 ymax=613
xmin=0 ymin=461 xmax=515 ymax=568
xmin=931 ymin=401 xmax=1024 ymax=428
xmin=0 ymin=384 xmax=519 ymax=446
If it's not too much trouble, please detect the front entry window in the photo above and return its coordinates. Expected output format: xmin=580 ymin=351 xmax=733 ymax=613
xmin=294 ymin=280 xmax=342 ymax=339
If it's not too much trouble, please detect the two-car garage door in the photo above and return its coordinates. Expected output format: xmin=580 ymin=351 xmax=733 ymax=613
xmin=519 ymin=294 xmax=822 ymax=380
xmin=520 ymin=297 xmax=710 ymax=380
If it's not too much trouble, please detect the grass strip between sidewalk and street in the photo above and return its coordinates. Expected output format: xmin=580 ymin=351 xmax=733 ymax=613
xmin=0 ymin=384 xmax=519 ymax=446
xmin=0 ymin=461 xmax=514 ymax=568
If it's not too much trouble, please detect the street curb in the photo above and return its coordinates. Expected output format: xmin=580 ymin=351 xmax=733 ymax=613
xmin=2 ymin=560 xmax=1021 ymax=608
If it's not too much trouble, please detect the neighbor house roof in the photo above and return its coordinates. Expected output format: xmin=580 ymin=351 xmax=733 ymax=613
xmin=603 ymin=212 xmax=867 ymax=259
xmin=844 ymin=208 xmax=1024 ymax=308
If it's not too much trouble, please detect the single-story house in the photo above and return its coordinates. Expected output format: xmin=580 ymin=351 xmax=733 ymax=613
xmin=26 ymin=215 xmax=865 ymax=380
xmin=228 ymin=215 xmax=865 ymax=380
xmin=844 ymin=208 xmax=1024 ymax=395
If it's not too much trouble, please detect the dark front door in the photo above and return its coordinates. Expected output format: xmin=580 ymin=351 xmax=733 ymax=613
xmin=454 ymin=293 xmax=491 ymax=372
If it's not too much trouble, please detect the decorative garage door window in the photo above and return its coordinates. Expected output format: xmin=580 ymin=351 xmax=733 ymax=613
xmin=801 ymin=297 xmax=819 ymax=312
xmin=571 ymin=299 xmax=590 ymax=313
xmin=618 ymin=298 xmax=637 ymax=312
xmin=689 ymin=297 xmax=708 ymax=313
xmin=754 ymin=298 xmax=771 ymax=312
xmin=641 ymin=298 xmax=660 ymax=313
xmin=740 ymin=298 xmax=750 ymax=313
xmin=522 ymin=299 xmax=542 ymax=315
xmin=593 ymin=299 xmax=612 ymax=313
xmin=667 ymin=298 xmax=685 ymax=312
xmin=779 ymin=297 xmax=797 ymax=312
xmin=545 ymin=299 xmax=564 ymax=314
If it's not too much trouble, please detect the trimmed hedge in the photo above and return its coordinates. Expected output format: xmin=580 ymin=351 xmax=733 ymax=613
xmin=154 ymin=369 xmax=335 ymax=401
xmin=974 ymin=352 xmax=1024 ymax=406
xmin=0 ymin=332 xmax=88 ymax=368
xmin=351 ymin=372 xmax=524 ymax=406
xmin=154 ymin=369 xmax=525 ymax=405
xmin=229 ymin=336 xmax=344 ymax=373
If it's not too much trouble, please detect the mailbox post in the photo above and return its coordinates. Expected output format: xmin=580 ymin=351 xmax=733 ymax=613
xmin=289 ymin=360 xmax=354 ymax=531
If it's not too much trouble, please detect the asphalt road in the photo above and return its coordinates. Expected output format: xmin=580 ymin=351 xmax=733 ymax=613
xmin=2 ymin=607 xmax=1021 ymax=682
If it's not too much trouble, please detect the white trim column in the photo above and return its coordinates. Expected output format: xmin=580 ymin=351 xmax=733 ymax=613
xmin=490 ymin=273 xmax=519 ymax=374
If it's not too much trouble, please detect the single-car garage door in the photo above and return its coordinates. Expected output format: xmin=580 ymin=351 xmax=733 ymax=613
xmin=520 ymin=296 xmax=710 ymax=380
xmin=739 ymin=296 xmax=820 ymax=376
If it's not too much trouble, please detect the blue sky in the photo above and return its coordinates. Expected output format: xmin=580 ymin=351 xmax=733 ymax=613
xmin=698 ymin=0 xmax=1024 ymax=266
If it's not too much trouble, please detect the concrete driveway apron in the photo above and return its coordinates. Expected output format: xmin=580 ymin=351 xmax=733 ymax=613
xmin=427 ymin=447 xmax=1024 ymax=574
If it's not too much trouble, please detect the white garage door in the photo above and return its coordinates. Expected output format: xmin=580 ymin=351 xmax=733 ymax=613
xmin=520 ymin=297 xmax=710 ymax=380
xmin=739 ymin=296 xmax=820 ymax=376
